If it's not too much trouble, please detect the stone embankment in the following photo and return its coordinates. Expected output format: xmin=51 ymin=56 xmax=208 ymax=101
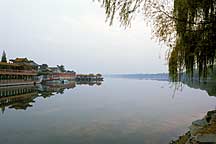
xmin=170 ymin=110 xmax=216 ymax=144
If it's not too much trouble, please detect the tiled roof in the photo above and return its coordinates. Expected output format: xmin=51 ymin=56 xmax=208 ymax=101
xmin=0 ymin=62 xmax=20 ymax=67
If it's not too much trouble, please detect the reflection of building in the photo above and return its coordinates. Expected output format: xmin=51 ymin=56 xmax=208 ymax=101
xmin=0 ymin=58 xmax=39 ymax=86
xmin=75 ymin=74 xmax=103 ymax=86
xmin=39 ymin=81 xmax=76 ymax=97
xmin=0 ymin=82 xmax=77 ymax=113
xmin=0 ymin=85 xmax=38 ymax=112
xmin=0 ymin=79 xmax=103 ymax=114
xmin=76 ymin=81 xmax=102 ymax=86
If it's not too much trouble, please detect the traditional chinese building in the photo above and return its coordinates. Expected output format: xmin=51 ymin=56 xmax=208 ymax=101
xmin=41 ymin=66 xmax=76 ymax=83
xmin=0 ymin=58 xmax=39 ymax=86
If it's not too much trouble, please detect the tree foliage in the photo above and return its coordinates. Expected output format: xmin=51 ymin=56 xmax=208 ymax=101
xmin=57 ymin=65 xmax=66 ymax=72
xmin=1 ymin=51 xmax=7 ymax=63
xmin=97 ymin=0 xmax=216 ymax=81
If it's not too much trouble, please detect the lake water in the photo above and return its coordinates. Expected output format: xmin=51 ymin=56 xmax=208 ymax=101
xmin=0 ymin=78 xmax=216 ymax=144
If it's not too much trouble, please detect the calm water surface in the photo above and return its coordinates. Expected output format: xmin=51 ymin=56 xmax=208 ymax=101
xmin=0 ymin=78 xmax=216 ymax=144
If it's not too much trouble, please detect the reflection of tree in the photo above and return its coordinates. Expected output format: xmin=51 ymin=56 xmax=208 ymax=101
xmin=170 ymin=110 xmax=216 ymax=143
xmin=40 ymin=92 xmax=55 ymax=98
xmin=96 ymin=82 xmax=102 ymax=86
xmin=39 ymin=82 xmax=76 ymax=95
xmin=9 ymin=100 xmax=34 ymax=110
xmin=1 ymin=107 xmax=5 ymax=114
xmin=57 ymin=88 xmax=64 ymax=94
xmin=76 ymin=81 xmax=103 ymax=86
xmin=182 ymin=80 xmax=216 ymax=97
xmin=0 ymin=94 xmax=37 ymax=111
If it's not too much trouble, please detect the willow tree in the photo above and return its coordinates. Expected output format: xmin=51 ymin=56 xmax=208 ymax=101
xmin=97 ymin=0 xmax=216 ymax=81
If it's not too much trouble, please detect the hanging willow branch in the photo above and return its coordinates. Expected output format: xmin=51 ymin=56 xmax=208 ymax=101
xmin=96 ymin=0 xmax=216 ymax=81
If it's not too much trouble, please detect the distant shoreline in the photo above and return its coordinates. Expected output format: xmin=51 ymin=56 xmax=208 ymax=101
xmin=104 ymin=73 xmax=169 ymax=81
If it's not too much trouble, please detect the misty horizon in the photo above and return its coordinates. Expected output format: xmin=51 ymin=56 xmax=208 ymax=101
xmin=0 ymin=0 xmax=168 ymax=74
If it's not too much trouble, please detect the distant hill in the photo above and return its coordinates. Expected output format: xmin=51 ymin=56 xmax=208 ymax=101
xmin=105 ymin=73 xmax=169 ymax=81
xmin=106 ymin=73 xmax=216 ymax=97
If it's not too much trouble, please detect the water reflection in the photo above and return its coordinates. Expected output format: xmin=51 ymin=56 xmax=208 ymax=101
xmin=0 ymin=80 xmax=103 ymax=113
xmin=170 ymin=109 xmax=216 ymax=143
xmin=0 ymin=78 xmax=215 ymax=144
xmin=182 ymin=80 xmax=216 ymax=97
xmin=169 ymin=80 xmax=216 ymax=143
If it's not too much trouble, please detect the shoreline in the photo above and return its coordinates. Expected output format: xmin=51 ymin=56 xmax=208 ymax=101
xmin=170 ymin=110 xmax=216 ymax=144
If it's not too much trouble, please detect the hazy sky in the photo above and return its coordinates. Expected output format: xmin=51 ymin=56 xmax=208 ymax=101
xmin=0 ymin=0 xmax=168 ymax=74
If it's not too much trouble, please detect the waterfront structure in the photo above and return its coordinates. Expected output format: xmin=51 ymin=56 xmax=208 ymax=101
xmin=76 ymin=74 xmax=103 ymax=81
xmin=10 ymin=58 xmax=39 ymax=70
xmin=48 ymin=66 xmax=76 ymax=81
xmin=0 ymin=58 xmax=39 ymax=86
xmin=52 ymin=72 xmax=76 ymax=80
xmin=0 ymin=54 xmax=102 ymax=86
xmin=48 ymin=67 xmax=61 ymax=73
xmin=41 ymin=66 xmax=76 ymax=84
xmin=43 ymin=72 xmax=76 ymax=83
xmin=44 ymin=72 xmax=76 ymax=82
